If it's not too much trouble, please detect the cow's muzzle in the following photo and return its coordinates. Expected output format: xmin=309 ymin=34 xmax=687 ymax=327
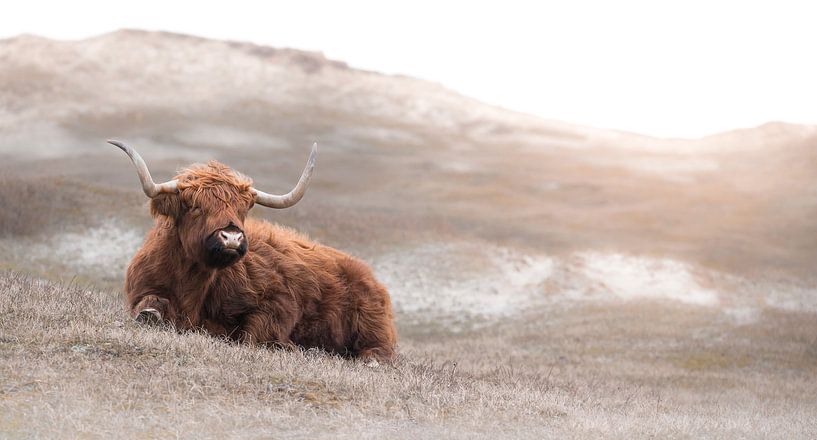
xmin=204 ymin=226 xmax=248 ymax=268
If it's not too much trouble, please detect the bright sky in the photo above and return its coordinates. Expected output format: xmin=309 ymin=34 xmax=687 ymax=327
xmin=2 ymin=0 xmax=815 ymax=138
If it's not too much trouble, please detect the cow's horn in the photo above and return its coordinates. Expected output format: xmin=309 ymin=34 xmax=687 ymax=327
xmin=252 ymin=142 xmax=317 ymax=209
xmin=108 ymin=140 xmax=179 ymax=198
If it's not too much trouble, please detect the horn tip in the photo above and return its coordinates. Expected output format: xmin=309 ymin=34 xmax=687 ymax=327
xmin=107 ymin=139 xmax=128 ymax=152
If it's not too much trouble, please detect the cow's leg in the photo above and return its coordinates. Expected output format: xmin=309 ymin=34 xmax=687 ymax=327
xmin=131 ymin=294 xmax=172 ymax=325
xmin=354 ymin=318 xmax=397 ymax=363
xmin=351 ymin=292 xmax=398 ymax=363
xmin=201 ymin=319 xmax=231 ymax=338
xmin=241 ymin=308 xmax=297 ymax=349
xmin=335 ymin=259 xmax=398 ymax=362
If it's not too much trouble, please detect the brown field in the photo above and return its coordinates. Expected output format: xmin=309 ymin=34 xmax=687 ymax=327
xmin=1 ymin=30 xmax=816 ymax=438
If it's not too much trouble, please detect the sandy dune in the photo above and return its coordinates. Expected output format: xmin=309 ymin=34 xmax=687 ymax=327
xmin=1 ymin=30 xmax=816 ymax=438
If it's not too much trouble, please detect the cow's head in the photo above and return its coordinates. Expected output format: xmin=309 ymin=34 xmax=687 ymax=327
xmin=110 ymin=140 xmax=316 ymax=268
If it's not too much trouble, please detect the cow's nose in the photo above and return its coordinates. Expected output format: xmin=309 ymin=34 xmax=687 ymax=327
xmin=219 ymin=230 xmax=244 ymax=249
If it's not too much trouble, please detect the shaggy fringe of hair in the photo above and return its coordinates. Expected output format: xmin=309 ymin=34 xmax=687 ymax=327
xmin=175 ymin=161 xmax=254 ymax=207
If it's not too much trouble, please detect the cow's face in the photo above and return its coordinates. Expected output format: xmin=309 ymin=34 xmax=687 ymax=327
xmin=111 ymin=140 xmax=316 ymax=268
xmin=151 ymin=161 xmax=254 ymax=268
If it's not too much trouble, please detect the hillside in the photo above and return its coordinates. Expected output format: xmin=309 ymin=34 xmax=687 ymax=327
xmin=3 ymin=272 xmax=815 ymax=439
xmin=1 ymin=30 xmax=816 ymax=438
xmin=0 ymin=29 xmax=613 ymax=157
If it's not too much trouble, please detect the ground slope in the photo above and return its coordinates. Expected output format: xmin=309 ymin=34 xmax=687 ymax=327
xmin=1 ymin=30 xmax=816 ymax=439
xmin=1 ymin=273 xmax=815 ymax=439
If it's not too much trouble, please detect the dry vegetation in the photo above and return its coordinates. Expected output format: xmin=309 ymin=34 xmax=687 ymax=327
xmin=0 ymin=177 xmax=89 ymax=237
xmin=0 ymin=273 xmax=562 ymax=439
xmin=1 ymin=30 xmax=817 ymax=438
xmin=0 ymin=176 xmax=146 ymax=240
xmin=2 ymin=273 xmax=816 ymax=439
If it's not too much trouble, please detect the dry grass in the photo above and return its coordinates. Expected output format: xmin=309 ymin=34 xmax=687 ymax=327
xmin=0 ymin=176 xmax=145 ymax=238
xmin=1 ymin=123 xmax=815 ymax=440
xmin=2 ymin=31 xmax=817 ymax=439
xmin=0 ymin=177 xmax=86 ymax=237
xmin=1 ymin=272 xmax=815 ymax=439
xmin=0 ymin=272 xmax=561 ymax=439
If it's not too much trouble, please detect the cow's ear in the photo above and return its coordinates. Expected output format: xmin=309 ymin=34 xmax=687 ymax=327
xmin=150 ymin=193 xmax=183 ymax=219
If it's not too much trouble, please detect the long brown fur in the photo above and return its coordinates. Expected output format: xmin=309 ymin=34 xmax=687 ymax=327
xmin=124 ymin=161 xmax=397 ymax=361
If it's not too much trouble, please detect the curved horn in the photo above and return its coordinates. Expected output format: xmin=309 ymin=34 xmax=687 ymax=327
xmin=252 ymin=142 xmax=317 ymax=209
xmin=108 ymin=140 xmax=178 ymax=198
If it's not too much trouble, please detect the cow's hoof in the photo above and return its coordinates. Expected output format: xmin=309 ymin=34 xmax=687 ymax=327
xmin=135 ymin=308 xmax=162 ymax=325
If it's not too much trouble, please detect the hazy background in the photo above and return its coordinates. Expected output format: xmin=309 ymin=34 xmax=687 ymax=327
xmin=2 ymin=0 xmax=816 ymax=137
xmin=1 ymin=3 xmax=816 ymax=438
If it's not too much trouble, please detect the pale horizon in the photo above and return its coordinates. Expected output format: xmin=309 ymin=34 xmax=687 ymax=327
xmin=3 ymin=0 xmax=815 ymax=138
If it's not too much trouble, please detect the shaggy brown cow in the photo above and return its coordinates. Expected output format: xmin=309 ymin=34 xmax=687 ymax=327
xmin=110 ymin=140 xmax=397 ymax=361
